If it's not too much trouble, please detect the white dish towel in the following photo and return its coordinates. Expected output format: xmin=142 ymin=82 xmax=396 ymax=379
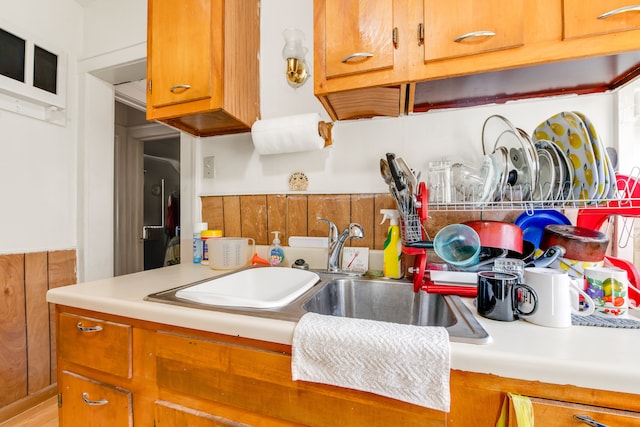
xmin=291 ymin=312 xmax=451 ymax=412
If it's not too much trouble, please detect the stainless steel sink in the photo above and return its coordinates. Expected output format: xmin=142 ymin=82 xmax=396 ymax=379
xmin=145 ymin=270 xmax=491 ymax=344
xmin=302 ymin=277 xmax=490 ymax=344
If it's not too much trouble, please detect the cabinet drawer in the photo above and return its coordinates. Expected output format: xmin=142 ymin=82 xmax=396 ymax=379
xmin=323 ymin=0 xmax=396 ymax=79
xmin=156 ymin=401 xmax=254 ymax=427
xmin=58 ymin=312 xmax=132 ymax=378
xmin=59 ymin=371 xmax=132 ymax=427
xmin=564 ymin=0 xmax=640 ymax=39
xmin=506 ymin=396 xmax=640 ymax=426
xmin=422 ymin=0 xmax=524 ymax=62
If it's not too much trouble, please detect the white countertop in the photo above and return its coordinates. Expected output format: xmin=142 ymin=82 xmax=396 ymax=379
xmin=46 ymin=259 xmax=640 ymax=396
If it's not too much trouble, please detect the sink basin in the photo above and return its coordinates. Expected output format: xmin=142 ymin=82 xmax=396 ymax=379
xmin=302 ymin=278 xmax=490 ymax=344
xmin=173 ymin=267 xmax=319 ymax=308
xmin=146 ymin=270 xmax=490 ymax=344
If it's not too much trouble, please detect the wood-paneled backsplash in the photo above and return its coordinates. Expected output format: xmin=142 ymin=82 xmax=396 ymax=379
xmin=0 ymin=250 xmax=76 ymax=423
xmin=201 ymin=194 xmax=518 ymax=250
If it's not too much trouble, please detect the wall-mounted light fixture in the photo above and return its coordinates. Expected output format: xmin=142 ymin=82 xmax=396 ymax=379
xmin=282 ymin=28 xmax=309 ymax=88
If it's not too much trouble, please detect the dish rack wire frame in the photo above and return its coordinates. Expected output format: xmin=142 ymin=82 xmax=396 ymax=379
xmin=427 ymin=170 xmax=640 ymax=249
xmin=397 ymin=182 xmax=429 ymax=293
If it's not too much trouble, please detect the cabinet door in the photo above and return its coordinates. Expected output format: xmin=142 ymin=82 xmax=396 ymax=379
xmin=148 ymin=0 xmax=222 ymax=108
xmin=155 ymin=401 xmax=251 ymax=427
xmin=323 ymin=0 xmax=396 ymax=78
xmin=564 ymin=0 xmax=640 ymax=39
xmin=59 ymin=371 xmax=132 ymax=427
xmin=422 ymin=0 xmax=524 ymax=62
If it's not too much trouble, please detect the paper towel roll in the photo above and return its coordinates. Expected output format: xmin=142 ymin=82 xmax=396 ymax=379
xmin=251 ymin=113 xmax=332 ymax=155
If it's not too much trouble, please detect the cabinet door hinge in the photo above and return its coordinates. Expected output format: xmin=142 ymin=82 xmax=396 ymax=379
xmin=58 ymin=393 xmax=63 ymax=408
xmin=148 ymin=79 xmax=152 ymax=93
xmin=392 ymin=27 xmax=399 ymax=49
xmin=418 ymin=23 xmax=424 ymax=46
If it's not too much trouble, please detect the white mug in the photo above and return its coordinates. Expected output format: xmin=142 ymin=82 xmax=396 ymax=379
xmin=519 ymin=267 xmax=595 ymax=328
xmin=584 ymin=267 xmax=629 ymax=318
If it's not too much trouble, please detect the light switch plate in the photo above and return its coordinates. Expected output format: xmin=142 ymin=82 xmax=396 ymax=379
xmin=203 ymin=156 xmax=215 ymax=179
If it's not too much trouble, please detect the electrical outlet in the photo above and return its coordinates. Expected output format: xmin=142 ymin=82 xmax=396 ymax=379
xmin=203 ymin=156 xmax=215 ymax=179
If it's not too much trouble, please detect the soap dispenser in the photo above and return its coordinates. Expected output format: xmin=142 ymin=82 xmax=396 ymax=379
xmin=268 ymin=231 xmax=285 ymax=267
xmin=380 ymin=209 xmax=403 ymax=279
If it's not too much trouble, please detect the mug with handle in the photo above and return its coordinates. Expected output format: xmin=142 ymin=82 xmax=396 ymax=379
xmin=476 ymin=271 xmax=538 ymax=322
xmin=520 ymin=267 xmax=595 ymax=328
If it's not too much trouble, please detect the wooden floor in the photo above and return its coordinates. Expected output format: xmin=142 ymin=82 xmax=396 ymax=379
xmin=0 ymin=398 xmax=58 ymax=427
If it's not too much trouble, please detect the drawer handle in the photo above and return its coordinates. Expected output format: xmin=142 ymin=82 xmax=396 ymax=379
xmin=340 ymin=52 xmax=374 ymax=63
xmin=598 ymin=5 xmax=640 ymax=19
xmin=453 ymin=30 xmax=496 ymax=43
xmin=76 ymin=322 xmax=103 ymax=333
xmin=82 ymin=392 xmax=108 ymax=406
xmin=574 ymin=414 xmax=610 ymax=427
xmin=169 ymin=84 xmax=192 ymax=93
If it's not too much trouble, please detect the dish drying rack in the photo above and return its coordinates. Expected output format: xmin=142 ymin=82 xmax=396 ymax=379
xmin=393 ymin=169 xmax=640 ymax=296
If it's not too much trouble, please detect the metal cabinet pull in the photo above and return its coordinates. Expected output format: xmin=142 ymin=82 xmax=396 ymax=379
xmin=598 ymin=5 xmax=640 ymax=19
xmin=417 ymin=23 xmax=425 ymax=45
xmin=169 ymin=84 xmax=192 ymax=93
xmin=453 ymin=30 xmax=496 ymax=43
xmin=82 ymin=392 xmax=108 ymax=406
xmin=392 ymin=27 xmax=399 ymax=49
xmin=340 ymin=52 xmax=374 ymax=63
xmin=574 ymin=414 xmax=610 ymax=427
xmin=76 ymin=322 xmax=103 ymax=333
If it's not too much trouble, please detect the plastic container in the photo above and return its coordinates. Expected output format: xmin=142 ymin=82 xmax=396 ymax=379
xmin=209 ymin=237 xmax=255 ymax=270
xmin=380 ymin=209 xmax=402 ymax=279
xmin=268 ymin=231 xmax=285 ymax=266
xmin=200 ymin=229 xmax=223 ymax=265
xmin=433 ymin=224 xmax=481 ymax=267
xmin=192 ymin=222 xmax=208 ymax=264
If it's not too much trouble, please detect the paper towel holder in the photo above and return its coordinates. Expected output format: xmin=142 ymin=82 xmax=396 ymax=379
xmin=282 ymin=28 xmax=310 ymax=88
xmin=318 ymin=121 xmax=333 ymax=148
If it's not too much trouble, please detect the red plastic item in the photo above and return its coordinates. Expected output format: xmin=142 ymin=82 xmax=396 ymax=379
xmin=577 ymin=174 xmax=640 ymax=230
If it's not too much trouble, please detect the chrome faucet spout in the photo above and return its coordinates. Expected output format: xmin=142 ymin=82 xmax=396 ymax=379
xmin=317 ymin=218 xmax=365 ymax=273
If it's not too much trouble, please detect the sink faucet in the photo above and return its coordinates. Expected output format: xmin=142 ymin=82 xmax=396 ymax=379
xmin=317 ymin=217 xmax=365 ymax=273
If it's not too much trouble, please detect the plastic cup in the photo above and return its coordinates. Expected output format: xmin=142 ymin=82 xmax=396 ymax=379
xmin=433 ymin=224 xmax=481 ymax=267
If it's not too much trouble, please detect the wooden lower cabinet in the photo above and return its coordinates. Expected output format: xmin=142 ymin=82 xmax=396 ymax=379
xmin=59 ymin=371 xmax=132 ymax=427
xmin=55 ymin=306 xmax=640 ymax=426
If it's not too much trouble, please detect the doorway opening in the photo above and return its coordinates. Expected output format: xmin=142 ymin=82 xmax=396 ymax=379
xmin=114 ymin=99 xmax=180 ymax=276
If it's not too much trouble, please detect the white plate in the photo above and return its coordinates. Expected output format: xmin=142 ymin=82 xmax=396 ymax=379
xmin=534 ymin=112 xmax=599 ymax=202
xmin=574 ymin=112 xmax=614 ymax=199
xmin=533 ymin=148 xmax=555 ymax=201
xmin=535 ymin=140 xmax=564 ymax=200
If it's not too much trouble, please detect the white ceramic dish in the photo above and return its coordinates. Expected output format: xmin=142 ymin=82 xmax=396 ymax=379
xmin=534 ymin=112 xmax=599 ymax=202
xmin=535 ymin=139 xmax=564 ymax=200
xmin=175 ymin=267 xmax=320 ymax=308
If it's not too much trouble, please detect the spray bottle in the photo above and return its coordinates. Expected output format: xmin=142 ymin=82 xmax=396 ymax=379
xmin=380 ymin=209 xmax=403 ymax=279
xmin=268 ymin=231 xmax=285 ymax=266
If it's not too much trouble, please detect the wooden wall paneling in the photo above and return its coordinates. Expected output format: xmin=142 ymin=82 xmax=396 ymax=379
xmin=0 ymin=254 xmax=27 ymax=407
xmin=47 ymin=249 xmax=76 ymax=384
xmin=222 ymin=196 xmax=241 ymax=237
xmin=307 ymin=194 xmax=351 ymax=237
xmin=267 ymin=195 xmax=288 ymax=244
xmin=24 ymin=252 xmax=51 ymax=393
xmin=201 ymin=196 xmax=224 ymax=231
xmin=240 ymin=195 xmax=268 ymax=244
xmin=286 ymin=195 xmax=308 ymax=238
xmin=374 ymin=194 xmax=396 ymax=250
xmin=349 ymin=194 xmax=374 ymax=248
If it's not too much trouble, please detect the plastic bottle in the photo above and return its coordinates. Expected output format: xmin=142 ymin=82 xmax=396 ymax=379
xmin=380 ymin=209 xmax=403 ymax=279
xmin=201 ymin=229 xmax=223 ymax=265
xmin=268 ymin=231 xmax=285 ymax=267
xmin=192 ymin=222 xmax=208 ymax=264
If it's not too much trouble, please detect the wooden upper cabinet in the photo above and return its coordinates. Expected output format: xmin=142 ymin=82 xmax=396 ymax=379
xmin=324 ymin=0 xmax=396 ymax=79
xmin=146 ymin=0 xmax=260 ymax=137
xmin=148 ymin=0 xmax=217 ymax=108
xmin=421 ymin=0 xmax=524 ymax=62
xmin=563 ymin=1 xmax=640 ymax=39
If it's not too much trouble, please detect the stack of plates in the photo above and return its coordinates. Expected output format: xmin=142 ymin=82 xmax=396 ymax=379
xmin=533 ymin=111 xmax=616 ymax=203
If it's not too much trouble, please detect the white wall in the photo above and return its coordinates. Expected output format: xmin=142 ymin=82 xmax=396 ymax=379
xmin=0 ymin=0 xmax=82 ymax=254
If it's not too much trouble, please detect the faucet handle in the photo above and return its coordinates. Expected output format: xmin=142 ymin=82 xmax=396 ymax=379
xmin=316 ymin=217 xmax=338 ymax=243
